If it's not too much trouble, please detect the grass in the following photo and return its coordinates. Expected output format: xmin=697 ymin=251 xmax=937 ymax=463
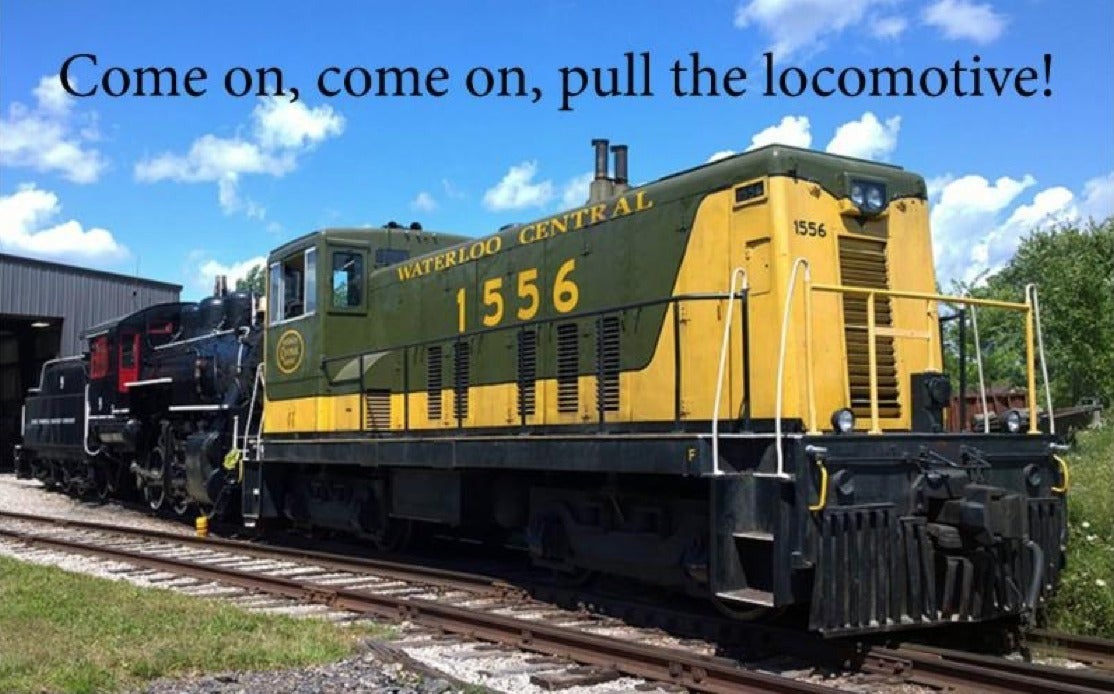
xmin=1044 ymin=420 xmax=1114 ymax=637
xmin=0 ymin=556 xmax=392 ymax=694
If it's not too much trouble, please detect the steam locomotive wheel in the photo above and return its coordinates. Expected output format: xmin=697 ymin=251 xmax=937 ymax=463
xmin=172 ymin=496 xmax=193 ymax=518
xmin=144 ymin=482 xmax=166 ymax=511
xmin=143 ymin=448 xmax=166 ymax=511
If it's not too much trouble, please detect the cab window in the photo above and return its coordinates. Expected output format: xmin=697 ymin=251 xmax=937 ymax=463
xmin=332 ymin=251 xmax=364 ymax=308
xmin=268 ymin=248 xmax=317 ymax=324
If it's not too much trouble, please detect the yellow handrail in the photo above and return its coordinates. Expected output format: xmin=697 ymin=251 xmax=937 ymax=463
xmin=804 ymin=280 xmax=1038 ymax=436
xmin=808 ymin=459 xmax=829 ymax=512
xmin=1051 ymin=454 xmax=1070 ymax=494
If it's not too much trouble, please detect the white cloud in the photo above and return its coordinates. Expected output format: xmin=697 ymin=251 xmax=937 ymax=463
xmin=482 ymin=161 xmax=554 ymax=211
xmin=135 ymin=98 xmax=345 ymax=218
xmin=825 ymin=112 xmax=901 ymax=160
xmin=922 ymin=0 xmax=1006 ymax=44
xmin=870 ymin=16 xmax=907 ymax=39
xmin=252 ymin=99 xmax=345 ymax=150
xmin=0 ymin=75 xmax=107 ymax=183
xmin=442 ymin=178 xmax=465 ymax=200
xmin=735 ymin=0 xmax=1006 ymax=58
xmin=970 ymin=186 xmax=1076 ymax=274
xmin=0 ymin=184 xmax=127 ymax=262
xmin=411 ymin=191 xmax=438 ymax=212
xmin=560 ymin=172 xmax=594 ymax=209
xmin=1080 ymin=172 xmax=1114 ymax=221
xmin=192 ymin=254 xmax=268 ymax=296
xmin=747 ymin=115 xmax=812 ymax=150
xmin=711 ymin=112 xmax=899 ymax=162
xmin=734 ymin=0 xmax=894 ymax=59
xmin=216 ymin=174 xmax=265 ymax=219
xmin=926 ymin=172 xmax=1111 ymax=286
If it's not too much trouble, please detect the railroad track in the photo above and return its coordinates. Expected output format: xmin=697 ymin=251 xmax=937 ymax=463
xmin=863 ymin=642 xmax=1114 ymax=694
xmin=1026 ymin=628 xmax=1114 ymax=671
xmin=0 ymin=510 xmax=837 ymax=693
xmin=3 ymin=509 xmax=1112 ymax=694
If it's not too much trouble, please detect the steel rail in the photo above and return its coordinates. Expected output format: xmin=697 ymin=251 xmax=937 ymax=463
xmin=866 ymin=644 xmax=1114 ymax=694
xmin=0 ymin=524 xmax=839 ymax=694
xmin=0 ymin=510 xmax=508 ymax=596
xmin=1026 ymin=629 xmax=1114 ymax=671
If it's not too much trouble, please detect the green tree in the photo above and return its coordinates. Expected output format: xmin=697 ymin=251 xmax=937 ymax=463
xmin=943 ymin=217 xmax=1114 ymax=408
xmin=235 ymin=264 xmax=266 ymax=296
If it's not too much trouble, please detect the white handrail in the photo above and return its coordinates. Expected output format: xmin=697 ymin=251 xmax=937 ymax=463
xmin=82 ymin=384 xmax=103 ymax=457
xmin=969 ymin=306 xmax=990 ymax=433
xmin=773 ymin=258 xmax=810 ymax=479
xmin=1026 ymin=284 xmax=1055 ymax=435
xmin=711 ymin=268 xmax=748 ymax=475
xmin=245 ymin=363 xmax=265 ymax=455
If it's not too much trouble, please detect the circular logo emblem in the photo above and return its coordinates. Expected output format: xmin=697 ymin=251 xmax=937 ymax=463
xmin=275 ymin=330 xmax=305 ymax=374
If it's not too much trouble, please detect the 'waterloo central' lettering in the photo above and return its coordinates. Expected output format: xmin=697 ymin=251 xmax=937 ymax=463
xmin=396 ymin=191 xmax=654 ymax=282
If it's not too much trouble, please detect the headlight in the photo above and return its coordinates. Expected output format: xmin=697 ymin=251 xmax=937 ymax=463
xmin=831 ymin=408 xmax=855 ymax=434
xmin=1005 ymin=409 xmax=1022 ymax=433
xmin=866 ymin=185 xmax=884 ymax=211
xmin=850 ymin=183 xmax=866 ymax=207
xmin=849 ymin=179 xmax=887 ymax=214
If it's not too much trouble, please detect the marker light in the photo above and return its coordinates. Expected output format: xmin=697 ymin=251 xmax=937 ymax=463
xmin=832 ymin=408 xmax=855 ymax=434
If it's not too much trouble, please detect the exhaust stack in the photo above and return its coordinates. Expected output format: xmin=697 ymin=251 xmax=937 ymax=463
xmin=611 ymin=144 xmax=629 ymax=195
xmin=592 ymin=138 xmax=610 ymax=180
xmin=588 ymin=138 xmax=616 ymax=205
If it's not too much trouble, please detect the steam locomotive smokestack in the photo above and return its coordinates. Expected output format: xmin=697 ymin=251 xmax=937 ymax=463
xmin=592 ymin=138 xmax=610 ymax=181
xmin=611 ymin=144 xmax=628 ymax=185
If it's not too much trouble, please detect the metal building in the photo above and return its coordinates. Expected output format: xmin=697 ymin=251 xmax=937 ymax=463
xmin=0 ymin=253 xmax=181 ymax=469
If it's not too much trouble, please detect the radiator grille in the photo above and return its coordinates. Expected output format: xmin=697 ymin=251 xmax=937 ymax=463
xmin=838 ymin=237 xmax=901 ymax=419
xmin=556 ymin=323 xmax=579 ymax=413
xmin=453 ymin=341 xmax=470 ymax=420
xmin=364 ymin=389 xmax=391 ymax=431
xmin=596 ymin=316 xmax=620 ymax=412
xmin=427 ymin=346 xmax=442 ymax=421
xmin=517 ymin=329 xmax=537 ymax=417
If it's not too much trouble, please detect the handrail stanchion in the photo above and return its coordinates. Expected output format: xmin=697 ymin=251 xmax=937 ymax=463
xmin=970 ymin=306 xmax=990 ymax=433
xmin=712 ymin=268 xmax=747 ymax=476
xmin=867 ymin=292 xmax=881 ymax=434
xmin=1027 ymin=284 xmax=1055 ymax=435
xmin=1025 ymin=291 xmax=1039 ymax=434
xmin=802 ymin=270 xmax=819 ymax=434
xmin=774 ymin=259 xmax=810 ymax=479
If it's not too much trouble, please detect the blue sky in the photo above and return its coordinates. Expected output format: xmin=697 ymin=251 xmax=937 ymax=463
xmin=1 ymin=0 xmax=1111 ymax=298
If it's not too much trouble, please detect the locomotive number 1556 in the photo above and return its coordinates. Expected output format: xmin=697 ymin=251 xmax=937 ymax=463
xmin=455 ymin=258 xmax=579 ymax=333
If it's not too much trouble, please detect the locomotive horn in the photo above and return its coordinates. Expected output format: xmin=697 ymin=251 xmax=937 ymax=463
xmin=592 ymin=138 xmax=610 ymax=181
xmin=612 ymin=144 xmax=629 ymax=185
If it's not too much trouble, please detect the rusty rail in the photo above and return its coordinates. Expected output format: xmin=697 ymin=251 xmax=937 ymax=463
xmin=0 ymin=520 xmax=837 ymax=694
xmin=866 ymin=643 xmax=1114 ymax=693
xmin=0 ymin=509 xmax=506 ymax=596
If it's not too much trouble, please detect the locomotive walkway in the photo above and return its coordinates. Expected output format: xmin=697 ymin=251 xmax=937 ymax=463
xmin=1 ymin=509 xmax=1111 ymax=694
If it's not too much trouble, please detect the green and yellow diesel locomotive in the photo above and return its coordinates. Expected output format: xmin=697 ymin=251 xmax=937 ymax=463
xmin=247 ymin=141 xmax=1067 ymax=635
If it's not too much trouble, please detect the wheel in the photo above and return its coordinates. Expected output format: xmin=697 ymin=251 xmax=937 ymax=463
xmin=171 ymin=496 xmax=193 ymax=518
xmin=143 ymin=448 xmax=166 ymax=511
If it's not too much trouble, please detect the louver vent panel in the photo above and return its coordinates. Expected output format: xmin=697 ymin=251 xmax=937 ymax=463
xmin=838 ymin=237 xmax=901 ymax=419
xmin=556 ymin=323 xmax=579 ymax=413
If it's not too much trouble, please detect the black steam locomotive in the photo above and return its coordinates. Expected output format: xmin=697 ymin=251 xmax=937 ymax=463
xmin=16 ymin=280 xmax=262 ymax=517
